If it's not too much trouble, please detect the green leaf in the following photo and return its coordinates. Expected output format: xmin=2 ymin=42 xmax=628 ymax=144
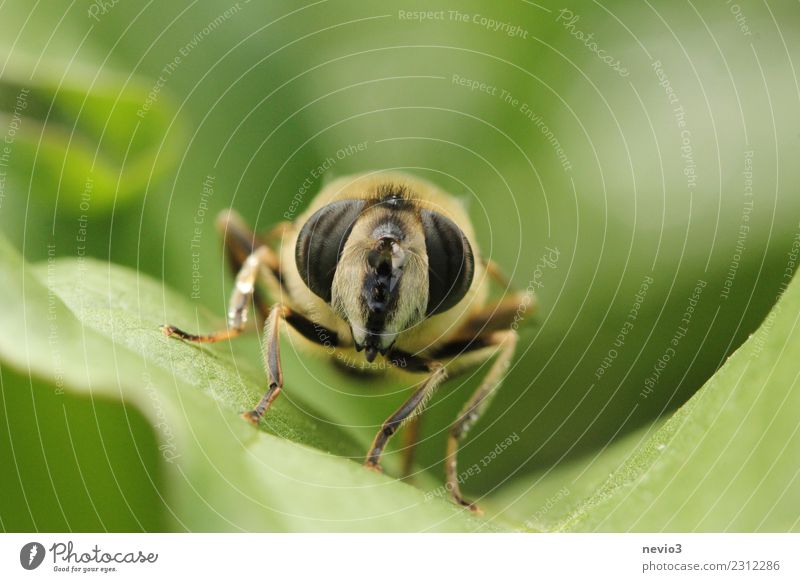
xmin=6 ymin=226 xmax=799 ymax=532
xmin=0 ymin=235 xmax=505 ymax=531
xmin=0 ymin=365 xmax=168 ymax=532
xmin=0 ymin=55 xmax=182 ymax=215
xmin=490 ymin=272 xmax=800 ymax=532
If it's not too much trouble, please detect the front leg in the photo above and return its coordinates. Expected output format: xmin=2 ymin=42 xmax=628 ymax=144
xmin=242 ymin=303 xmax=340 ymax=424
xmin=216 ymin=209 xmax=277 ymax=322
xmin=162 ymin=244 xmax=280 ymax=343
xmin=162 ymin=209 xmax=287 ymax=343
xmin=443 ymin=330 xmax=518 ymax=511
xmin=385 ymin=329 xmax=519 ymax=512
xmin=241 ymin=303 xmax=285 ymax=424
xmin=372 ymin=332 xmax=517 ymax=510
xmin=365 ymin=355 xmax=448 ymax=472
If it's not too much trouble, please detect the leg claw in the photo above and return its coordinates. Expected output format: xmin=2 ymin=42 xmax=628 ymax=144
xmin=457 ymin=498 xmax=483 ymax=515
xmin=241 ymin=410 xmax=261 ymax=425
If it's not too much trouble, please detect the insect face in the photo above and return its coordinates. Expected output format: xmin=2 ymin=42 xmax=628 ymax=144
xmin=332 ymin=204 xmax=429 ymax=362
xmin=295 ymin=189 xmax=476 ymax=364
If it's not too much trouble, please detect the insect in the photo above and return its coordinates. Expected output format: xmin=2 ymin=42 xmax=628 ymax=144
xmin=162 ymin=172 xmax=532 ymax=511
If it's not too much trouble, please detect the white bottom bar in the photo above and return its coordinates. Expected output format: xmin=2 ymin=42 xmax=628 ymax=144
xmin=1 ymin=533 xmax=797 ymax=581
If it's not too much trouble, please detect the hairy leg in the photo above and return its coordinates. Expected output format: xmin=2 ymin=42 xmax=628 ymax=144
xmin=371 ymin=330 xmax=517 ymax=505
xmin=444 ymin=330 xmax=518 ymax=511
xmin=400 ymin=414 xmax=423 ymax=479
xmin=161 ymin=245 xmax=278 ymax=342
xmin=364 ymin=356 xmax=447 ymax=471
xmin=451 ymin=292 xmax=535 ymax=341
xmin=162 ymin=210 xmax=288 ymax=342
xmin=241 ymin=303 xmax=340 ymax=424
xmin=216 ymin=209 xmax=273 ymax=321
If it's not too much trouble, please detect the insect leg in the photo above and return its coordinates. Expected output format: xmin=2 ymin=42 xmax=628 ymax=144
xmin=375 ymin=335 xmax=515 ymax=480
xmin=241 ymin=303 xmax=284 ymax=423
xmin=217 ymin=209 xmax=266 ymax=268
xmin=216 ymin=209 xmax=273 ymax=320
xmin=394 ymin=290 xmax=529 ymax=476
xmin=400 ymin=414 xmax=423 ymax=479
xmin=443 ymin=330 xmax=518 ymax=511
xmin=364 ymin=357 xmax=447 ymax=472
xmin=161 ymin=244 xmax=277 ymax=343
xmin=241 ymin=304 xmax=339 ymax=424
xmin=484 ymin=258 xmax=513 ymax=287
xmin=456 ymin=293 xmax=535 ymax=340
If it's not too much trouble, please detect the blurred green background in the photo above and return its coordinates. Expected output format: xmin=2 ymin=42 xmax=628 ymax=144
xmin=1 ymin=0 xmax=799 ymax=532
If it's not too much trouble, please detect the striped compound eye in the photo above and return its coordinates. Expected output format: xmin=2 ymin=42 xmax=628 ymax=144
xmin=421 ymin=209 xmax=475 ymax=316
xmin=295 ymin=199 xmax=366 ymax=302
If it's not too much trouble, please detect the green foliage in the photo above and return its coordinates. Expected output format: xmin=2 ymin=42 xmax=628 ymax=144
xmin=0 ymin=65 xmax=180 ymax=212
xmin=493 ymin=276 xmax=800 ymax=531
xmin=1 ymin=233 xmax=799 ymax=531
xmin=0 ymin=236 xmax=500 ymax=531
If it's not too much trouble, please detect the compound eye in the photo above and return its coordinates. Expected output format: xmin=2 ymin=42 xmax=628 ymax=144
xmin=295 ymin=199 xmax=365 ymax=302
xmin=421 ymin=209 xmax=475 ymax=315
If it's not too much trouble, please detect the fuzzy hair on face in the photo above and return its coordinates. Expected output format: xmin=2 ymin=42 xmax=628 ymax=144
xmin=331 ymin=202 xmax=429 ymax=361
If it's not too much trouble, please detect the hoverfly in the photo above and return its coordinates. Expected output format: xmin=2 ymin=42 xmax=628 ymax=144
xmin=163 ymin=172 xmax=531 ymax=510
